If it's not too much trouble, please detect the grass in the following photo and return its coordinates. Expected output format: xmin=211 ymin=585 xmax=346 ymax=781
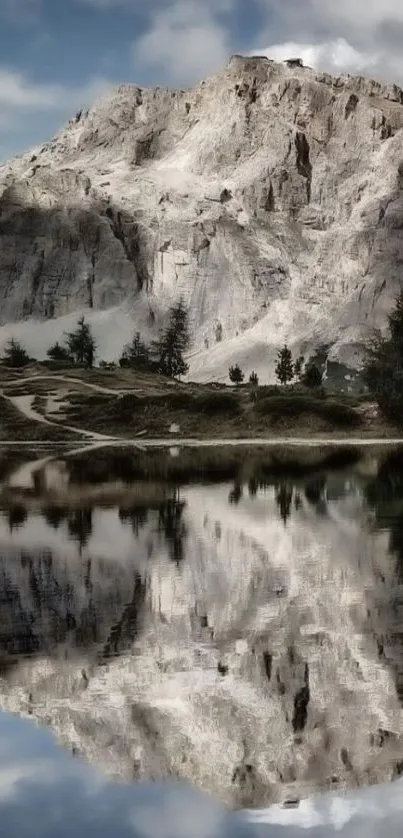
xmin=255 ymin=395 xmax=362 ymax=428
xmin=0 ymin=397 xmax=79 ymax=442
xmin=0 ymin=363 xmax=390 ymax=441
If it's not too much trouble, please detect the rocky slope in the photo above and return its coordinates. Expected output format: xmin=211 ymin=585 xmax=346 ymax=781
xmin=1 ymin=473 xmax=403 ymax=807
xmin=2 ymin=55 xmax=403 ymax=380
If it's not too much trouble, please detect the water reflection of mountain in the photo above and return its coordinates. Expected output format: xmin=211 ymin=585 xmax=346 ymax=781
xmin=0 ymin=496 xmax=187 ymax=664
xmin=1 ymin=465 xmax=403 ymax=807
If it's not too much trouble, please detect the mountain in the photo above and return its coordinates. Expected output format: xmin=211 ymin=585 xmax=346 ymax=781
xmin=1 ymin=55 xmax=403 ymax=382
xmin=1 ymin=476 xmax=403 ymax=807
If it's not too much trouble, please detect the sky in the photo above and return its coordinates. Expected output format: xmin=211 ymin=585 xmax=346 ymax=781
xmin=2 ymin=0 xmax=403 ymax=161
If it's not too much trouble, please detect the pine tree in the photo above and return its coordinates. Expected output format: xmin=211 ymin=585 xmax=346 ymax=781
xmin=275 ymin=345 xmax=294 ymax=385
xmin=249 ymin=370 xmax=259 ymax=386
xmin=65 ymin=317 xmax=96 ymax=368
xmin=2 ymin=338 xmax=31 ymax=368
xmin=229 ymin=364 xmax=244 ymax=384
xmin=363 ymin=291 xmax=403 ymax=418
xmin=119 ymin=332 xmax=150 ymax=369
xmin=294 ymin=355 xmax=304 ymax=379
xmin=46 ymin=342 xmax=72 ymax=364
xmin=302 ymin=361 xmax=323 ymax=389
xmin=154 ymin=298 xmax=190 ymax=378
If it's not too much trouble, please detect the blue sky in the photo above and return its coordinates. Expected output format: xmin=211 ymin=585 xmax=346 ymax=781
xmin=1 ymin=0 xmax=403 ymax=162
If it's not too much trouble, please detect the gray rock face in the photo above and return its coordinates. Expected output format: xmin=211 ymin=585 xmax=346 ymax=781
xmin=2 ymin=56 xmax=403 ymax=380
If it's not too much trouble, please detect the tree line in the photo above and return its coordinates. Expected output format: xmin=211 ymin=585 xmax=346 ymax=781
xmin=1 ymin=299 xmax=190 ymax=378
xmin=3 ymin=285 xmax=403 ymax=421
xmin=229 ymin=347 xmax=323 ymax=388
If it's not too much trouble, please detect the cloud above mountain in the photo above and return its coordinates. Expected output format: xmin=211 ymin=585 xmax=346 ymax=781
xmin=2 ymin=0 xmax=403 ymax=160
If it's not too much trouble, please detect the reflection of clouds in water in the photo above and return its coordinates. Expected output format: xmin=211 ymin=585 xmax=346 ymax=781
xmin=0 ymin=712 xmax=229 ymax=838
xmin=0 ymin=482 xmax=402 ymax=811
xmin=1 ymin=712 xmax=403 ymax=838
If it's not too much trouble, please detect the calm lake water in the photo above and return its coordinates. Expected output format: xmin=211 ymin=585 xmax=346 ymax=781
xmin=1 ymin=444 xmax=403 ymax=808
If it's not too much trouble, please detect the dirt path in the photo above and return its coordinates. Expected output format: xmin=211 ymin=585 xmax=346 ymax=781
xmin=6 ymin=393 xmax=114 ymax=443
xmin=4 ymin=374 xmax=137 ymax=397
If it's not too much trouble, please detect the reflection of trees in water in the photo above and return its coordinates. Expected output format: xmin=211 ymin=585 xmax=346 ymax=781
xmin=305 ymin=477 xmax=326 ymax=508
xmin=8 ymin=505 xmax=27 ymax=532
xmin=119 ymin=506 xmax=149 ymax=535
xmin=229 ymin=484 xmax=243 ymax=505
xmin=365 ymin=451 xmax=403 ymax=583
xmin=67 ymin=508 xmax=93 ymax=551
xmin=158 ymin=492 xmax=187 ymax=565
xmin=275 ymin=483 xmax=293 ymax=526
xmin=364 ymin=450 xmax=403 ymax=704
xmin=43 ymin=506 xmax=66 ymax=530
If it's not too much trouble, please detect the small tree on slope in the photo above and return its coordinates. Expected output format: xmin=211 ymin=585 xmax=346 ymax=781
xmin=275 ymin=345 xmax=294 ymax=385
xmin=47 ymin=342 xmax=72 ymax=364
xmin=229 ymin=364 xmax=244 ymax=384
xmin=154 ymin=298 xmax=190 ymax=379
xmin=302 ymin=361 xmax=323 ymax=389
xmin=2 ymin=338 xmax=31 ymax=368
xmin=363 ymin=291 xmax=403 ymax=419
xmin=65 ymin=317 xmax=96 ymax=368
xmin=120 ymin=332 xmax=150 ymax=369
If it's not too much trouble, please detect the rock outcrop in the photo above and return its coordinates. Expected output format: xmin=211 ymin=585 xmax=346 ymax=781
xmin=2 ymin=56 xmax=403 ymax=380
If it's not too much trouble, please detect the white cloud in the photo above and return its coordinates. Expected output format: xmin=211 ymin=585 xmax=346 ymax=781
xmin=258 ymin=38 xmax=378 ymax=76
xmin=0 ymin=67 xmax=112 ymax=113
xmin=0 ymin=68 xmax=113 ymax=159
xmin=132 ymin=0 xmax=232 ymax=85
xmin=256 ymin=0 xmax=403 ymax=84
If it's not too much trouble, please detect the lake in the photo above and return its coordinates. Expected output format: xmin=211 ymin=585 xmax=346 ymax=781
xmin=0 ymin=443 xmax=403 ymax=809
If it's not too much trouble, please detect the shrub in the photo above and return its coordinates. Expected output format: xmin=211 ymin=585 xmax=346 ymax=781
xmin=2 ymin=338 xmax=31 ymax=368
xmin=255 ymin=395 xmax=360 ymax=427
xmin=302 ymin=362 xmax=323 ymax=389
xmin=229 ymin=364 xmax=244 ymax=384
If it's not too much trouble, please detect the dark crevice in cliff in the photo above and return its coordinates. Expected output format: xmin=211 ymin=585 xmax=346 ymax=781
xmin=105 ymin=207 xmax=149 ymax=291
xmin=292 ymin=662 xmax=310 ymax=732
xmin=295 ymin=132 xmax=312 ymax=203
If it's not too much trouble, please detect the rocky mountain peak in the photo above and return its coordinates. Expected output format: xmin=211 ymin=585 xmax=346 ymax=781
xmin=1 ymin=56 xmax=403 ymax=380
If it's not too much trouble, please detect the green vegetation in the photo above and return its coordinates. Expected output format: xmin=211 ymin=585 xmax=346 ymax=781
xmin=2 ymin=338 xmax=31 ymax=368
xmin=65 ymin=316 xmax=96 ymax=368
xmin=363 ymin=292 xmax=403 ymax=422
xmin=153 ymin=298 xmax=190 ymax=378
xmin=255 ymin=394 xmax=361 ymax=428
xmin=301 ymin=361 xmax=323 ymax=389
xmin=229 ymin=364 xmax=244 ymax=384
xmin=0 ymin=396 xmax=78 ymax=441
xmin=275 ymin=345 xmax=294 ymax=385
xmin=118 ymin=299 xmax=190 ymax=379
xmin=46 ymin=317 xmax=96 ymax=368
xmin=119 ymin=332 xmax=151 ymax=370
xmin=46 ymin=341 xmax=72 ymax=364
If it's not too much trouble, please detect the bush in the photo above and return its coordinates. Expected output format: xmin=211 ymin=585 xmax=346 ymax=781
xmin=255 ymin=395 xmax=360 ymax=427
xmin=194 ymin=392 xmax=241 ymax=414
xmin=2 ymin=338 xmax=31 ymax=368
xmin=302 ymin=362 xmax=323 ymax=389
xmin=229 ymin=364 xmax=244 ymax=384
xmin=363 ymin=292 xmax=403 ymax=421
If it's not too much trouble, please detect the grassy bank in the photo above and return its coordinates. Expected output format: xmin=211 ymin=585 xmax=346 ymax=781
xmin=0 ymin=364 xmax=398 ymax=441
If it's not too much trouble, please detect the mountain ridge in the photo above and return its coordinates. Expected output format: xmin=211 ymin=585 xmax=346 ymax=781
xmin=1 ymin=55 xmax=403 ymax=381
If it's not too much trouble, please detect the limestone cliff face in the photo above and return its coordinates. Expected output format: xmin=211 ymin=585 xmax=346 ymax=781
xmin=2 ymin=56 xmax=403 ymax=380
